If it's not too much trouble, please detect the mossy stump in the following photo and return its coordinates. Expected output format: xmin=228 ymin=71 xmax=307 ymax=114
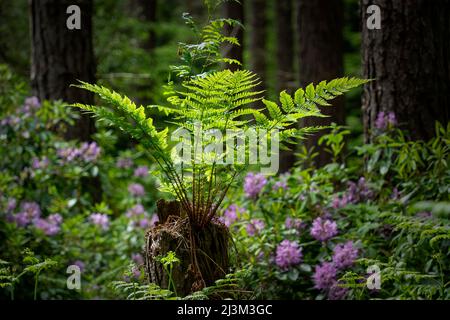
xmin=144 ymin=199 xmax=229 ymax=296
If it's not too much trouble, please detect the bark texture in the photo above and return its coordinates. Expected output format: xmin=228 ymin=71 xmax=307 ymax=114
xmin=361 ymin=0 xmax=450 ymax=141
xmin=298 ymin=0 xmax=344 ymax=167
xmin=276 ymin=0 xmax=296 ymax=172
xmin=30 ymin=0 xmax=96 ymax=141
xmin=249 ymin=0 xmax=267 ymax=92
xmin=145 ymin=200 xmax=229 ymax=296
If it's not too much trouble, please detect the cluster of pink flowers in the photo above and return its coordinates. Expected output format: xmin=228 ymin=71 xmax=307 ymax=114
xmin=116 ymin=157 xmax=133 ymax=169
xmin=34 ymin=213 xmax=63 ymax=236
xmin=312 ymin=241 xmax=359 ymax=300
xmin=1 ymin=96 xmax=41 ymax=127
xmin=219 ymin=204 xmax=243 ymax=227
xmin=310 ymin=217 xmax=338 ymax=241
xmin=57 ymin=142 xmax=101 ymax=163
xmin=8 ymin=201 xmax=63 ymax=237
xmin=31 ymin=156 xmax=50 ymax=170
xmin=375 ymin=111 xmax=397 ymax=131
xmin=133 ymin=166 xmax=149 ymax=178
xmin=132 ymin=253 xmax=144 ymax=266
xmin=244 ymin=173 xmax=267 ymax=198
xmin=128 ymin=183 xmax=145 ymax=197
xmin=272 ymin=181 xmax=288 ymax=191
xmin=246 ymin=219 xmax=265 ymax=236
xmin=13 ymin=202 xmax=42 ymax=227
xmin=285 ymin=217 xmax=304 ymax=231
xmin=89 ymin=213 xmax=110 ymax=231
xmin=332 ymin=241 xmax=359 ymax=269
xmin=125 ymin=204 xmax=158 ymax=229
xmin=332 ymin=177 xmax=373 ymax=209
xmin=275 ymin=240 xmax=303 ymax=270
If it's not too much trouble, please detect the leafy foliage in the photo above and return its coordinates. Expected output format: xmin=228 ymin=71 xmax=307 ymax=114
xmin=72 ymin=16 xmax=366 ymax=227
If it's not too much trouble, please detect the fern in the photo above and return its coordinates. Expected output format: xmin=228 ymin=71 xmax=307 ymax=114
xmin=72 ymin=18 xmax=367 ymax=228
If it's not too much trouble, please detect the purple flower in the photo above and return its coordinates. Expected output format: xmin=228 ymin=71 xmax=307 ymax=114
xmin=34 ymin=218 xmax=60 ymax=236
xmin=128 ymin=183 xmax=145 ymax=197
xmin=387 ymin=112 xmax=397 ymax=127
xmin=132 ymin=267 xmax=141 ymax=279
xmin=132 ymin=253 xmax=144 ymax=266
xmin=375 ymin=111 xmax=386 ymax=130
xmin=48 ymin=213 xmax=63 ymax=225
xmin=116 ymin=157 xmax=133 ymax=169
xmin=312 ymin=262 xmax=337 ymax=290
xmin=25 ymin=96 xmax=41 ymax=109
xmin=285 ymin=217 xmax=304 ymax=231
xmin=332 ymin=195 xmax=349 ymax=209
xmin=149 ymin=214 xmax=159 ymax=227
xmin=310 ymin=217 xmax=338 ymax=241
xmin=80 ymin=142 xmax=101 ymax=162
xmin=89 ymin=213 xmax=110 ymax=231
xmin=138 ymin=218 xmax=150 ymax=229
xmin=133 ymin=166 xmax=149 ymax=178
xmin=246 ymin=219 xmax=265 ymax=236
xmin=73 ymin=260 xmax=85 ymax=272
xmin=33 ymin=213 xmax=63 ymax=236
xmin=126 ymin=204 xmax=145 ymax=218
xmin=275 ymin=240 xmax=303 ymax=270
xmin=244 ymin=173 xmax=267 ymax=198
xmin=220 ymin=204 xmax=242 ymax=227
xmin=332 ymin=178 xmax=373 ymax=209
xmin=57 ymin=147 xmax=82 ymax=163
xmin=332 ymin=241 xmax=359 ymax=269
xmin=272 ymin=181 xmax=288 ymax=191
xmin=328 ymin=282 xmax=348 ymax=300
xmin=6 ymin=198 xmax=17 ymax=212
xmin=375 ymin=111 xmax=397 ymax=131
xmin=14 ymin=202 xmax=41 ymax=227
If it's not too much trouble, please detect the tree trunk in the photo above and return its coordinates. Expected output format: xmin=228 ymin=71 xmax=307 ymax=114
xmin=223 ymin=0 xmax=245 ymax=71
xmin=137 ymin=0 xmax=157 ymax=51
xmin=361 ymin=0 xmax=450 ymax=142
xmin=30 ymin=0 xmax=96 ymax=141
xmin=298 ymin=0 xmax=344 ymax=167
xmin=249 ymin=0 xmax=267 ymax=92
xmin=145 ymin=200 xmax=229 ymax=297
xmin=276 ymin=0 xmax=296 ymax=172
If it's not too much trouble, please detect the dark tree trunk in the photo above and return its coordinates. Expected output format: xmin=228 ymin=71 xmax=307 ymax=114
xmin=223 ymin=0 xmax=245 ymax=71
xmin=249 ymin=0 xmax=267 ymax=92
xmin=276 ymin=0 xmax=296 ymax=172
xmin=138 ymin=0 xmax=157 ymax=50
xmin=30 ymin=0 xmax=101 ymax=202
xmin=298 ymin=0 xmax=344 ymax=167
xmin=361 ymin=0 xmax=450 ymax=141
xmin=30 ymin=0 xmax=96 ymax=141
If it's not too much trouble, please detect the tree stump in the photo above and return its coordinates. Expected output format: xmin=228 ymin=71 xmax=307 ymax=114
xmin=144 ymin=199 xmax=229 ymax=296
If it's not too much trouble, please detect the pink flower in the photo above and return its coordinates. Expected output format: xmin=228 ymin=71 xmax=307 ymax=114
xmin=246 ymin=219 xmax=265 ymax=236
xmin=89 ymin=213 xmax=110 ymax=231
xmin=275 ymin=240 xmax=302 ymax=270
xmin=310 ymin=217 xmax=338 ymax=241
xmin=128 ymin=183 xmax=145 ymax=197
xmin=133 ymin=166 xmax=149 ymax=178
xmin=244 ymin=173 xmax=267 ymax=198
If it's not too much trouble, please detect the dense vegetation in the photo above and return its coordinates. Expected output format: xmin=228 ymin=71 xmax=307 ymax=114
xmin=0 ymin=0 xmax=449 ymax=300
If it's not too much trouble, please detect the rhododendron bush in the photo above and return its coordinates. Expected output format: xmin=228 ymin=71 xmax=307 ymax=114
xmin=0 ymin=83 xmax=449 ymax=300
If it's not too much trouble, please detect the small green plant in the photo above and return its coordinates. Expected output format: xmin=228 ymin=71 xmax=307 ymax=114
xmin=157 ymin=251 xmax=180 ymax=296
xmin=0 ymin=249 xmax=57 ymax=300
xmin=111 ymin=281 xmax=174 ymax=300
xmin=319 ymin=123 xmax=351 ymax=163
